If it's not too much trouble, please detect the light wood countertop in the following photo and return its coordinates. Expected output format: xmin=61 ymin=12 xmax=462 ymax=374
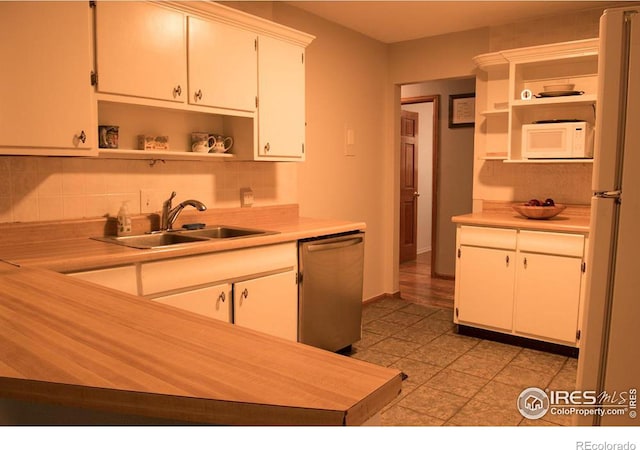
xmin=0 ymin=206 xmax=400 ymax=425
xmin=0 ymin=214 xmax=366 ymax=273
xmin=452 ymin=204 xmax=590 ymax=234
xmin=0 ymin=268 xmax=401 ymax=425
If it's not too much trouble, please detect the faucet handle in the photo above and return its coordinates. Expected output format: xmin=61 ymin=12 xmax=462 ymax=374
xmin=164 ymin=191 xmax=177 ymax=208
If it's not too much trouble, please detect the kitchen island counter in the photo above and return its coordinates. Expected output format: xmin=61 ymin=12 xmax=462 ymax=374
xmin=452 ymin=204 xmax=590 ymax=234
xmin=0 ymin=266 xmax=401 ymax=425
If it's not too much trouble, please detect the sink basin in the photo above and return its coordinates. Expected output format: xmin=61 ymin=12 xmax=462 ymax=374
xmin=94 ymin=232 xmax=208 ymax=249
xmin=181 ymin=226 xmax=274 ymax=239
xmin=92 ymin=226 xmax=277 ymax=249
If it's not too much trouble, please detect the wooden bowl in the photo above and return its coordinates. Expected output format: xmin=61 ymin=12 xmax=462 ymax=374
xmin=512 ymin=204 xmax=566 ymax=219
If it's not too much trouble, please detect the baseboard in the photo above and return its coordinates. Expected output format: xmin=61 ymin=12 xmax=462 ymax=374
xmin=363 ymin=292 xmax=400 ymax=305
xmin=432 ymin=272 xmax=455 ymax=280
xmin=457 ymin=325 xmax=579 ymax=358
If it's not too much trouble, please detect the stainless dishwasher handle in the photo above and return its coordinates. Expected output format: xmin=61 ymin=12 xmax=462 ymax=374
xmin=307 ymin=237 xmax=363 ymax=252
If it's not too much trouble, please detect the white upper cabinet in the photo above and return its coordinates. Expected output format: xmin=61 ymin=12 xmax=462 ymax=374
xmin=473 ymin=39 xmax=598 ymax=163
xmin=187 ymin=16 xmax=257 ymax=112
xmin=95 ymin=2 xmax=187 ymax=103
xmin=1 ymin=1 xmax=314 ymax=159
xmin=257 ymin=35 xmax=306 ymax=160
xmin=0 ymin=2 xmax=95 ymax=155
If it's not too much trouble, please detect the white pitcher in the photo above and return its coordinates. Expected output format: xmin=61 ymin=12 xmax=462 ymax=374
xmin=212 ymin=135 xmax=233 ymax=153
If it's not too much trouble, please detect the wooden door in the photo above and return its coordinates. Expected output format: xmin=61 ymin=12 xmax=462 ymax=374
xmin=400 ymin=110 xmax=419 ymax=263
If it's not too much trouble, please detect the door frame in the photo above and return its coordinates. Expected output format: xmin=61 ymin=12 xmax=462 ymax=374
xmin=400 ymin=94 xmax=440 ymax=276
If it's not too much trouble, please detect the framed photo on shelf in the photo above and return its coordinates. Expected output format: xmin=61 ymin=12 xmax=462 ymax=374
xmin=448 ymin=93 xmax=475 ymax=128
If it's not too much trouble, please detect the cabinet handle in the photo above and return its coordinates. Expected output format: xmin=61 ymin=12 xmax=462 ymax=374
xmin=239 ymin=288 xmax=249 ymax=305
xmin=264 ymin=142 xmax=270 ymax=153
xmin=195 ymin=89 xmax=203 ymax=101
xmin=505 ymin=255 xmax=509 ymax=266
xmin=217 ymin=291 xmax=226 ymax=303
xmin=173 ymin=85 xmax=182 ymax=98
xmin=523 ymin=257 xmax=528 ymax=269
xmin=78 ymin=130 xmax=87 ymax=144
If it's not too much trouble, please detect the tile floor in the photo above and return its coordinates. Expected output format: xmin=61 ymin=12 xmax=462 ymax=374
xmin=351 ymin=296 xmax=578 ymax=426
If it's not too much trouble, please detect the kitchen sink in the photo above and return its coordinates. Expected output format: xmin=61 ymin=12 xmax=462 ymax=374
xmin=94 ymin=232 xmax=209 ymax=249
xmin=92 ymin=226 xmax=277 ymax=249
xmin=180 ymin=226 xmax=275 ymax=239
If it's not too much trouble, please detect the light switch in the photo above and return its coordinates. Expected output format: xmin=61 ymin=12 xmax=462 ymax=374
xmin=344 ymin=124 xmax=356 ymax=157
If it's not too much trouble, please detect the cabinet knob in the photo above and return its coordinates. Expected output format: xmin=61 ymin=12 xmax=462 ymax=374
xmin=195 ymin=89 xmax=203 ymax=101
xmin=264 ymin=142 xmax=270 ymax=153
xmin=78 ymin=130 xmax=87 ymax=144
xmin=505 ymin=255 xmax=510 ymax=266
xmin=413 ymin=192 xmax=420 ymax=197
xmin=173 ymin=85 xmax=182 ymax=98
xmin=241 ymin=288 xmax=249 ymax=299
xmin=523 ymin=257 xmax=528 ymax=269
xmin=217 ymin=291 xmax=226 ymax=303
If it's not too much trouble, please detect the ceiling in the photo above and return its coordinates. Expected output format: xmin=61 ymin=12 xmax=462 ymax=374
xmin=285 ymin=1 xmax=621 ymax=43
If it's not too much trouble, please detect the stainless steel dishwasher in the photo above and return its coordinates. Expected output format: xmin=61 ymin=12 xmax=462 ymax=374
xmin=298 ymin=231 xmax=365 ymax=352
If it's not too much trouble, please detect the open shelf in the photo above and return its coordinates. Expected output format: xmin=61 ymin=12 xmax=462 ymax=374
xmin=98 ymin=149 xmax=234 ymax=161
xmin=474 ymin=39 xmax=599 ymax=163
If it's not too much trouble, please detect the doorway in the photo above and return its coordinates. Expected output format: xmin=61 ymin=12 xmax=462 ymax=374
xmin=400 ymin=95 xmax=439 ymax=274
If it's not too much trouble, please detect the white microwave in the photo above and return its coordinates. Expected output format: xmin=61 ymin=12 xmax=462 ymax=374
xmin=521 ymin=121 xmax=594 ymax=159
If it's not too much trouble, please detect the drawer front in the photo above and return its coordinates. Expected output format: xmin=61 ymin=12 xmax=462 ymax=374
xmin=68 ymin=265 xmax=138 ymax=295
xmin=458 ymin=225 xmax=517 ymax=250
xmin=518 ymin=230 xmax=584 ymax=257
xmin=141 ymin=242 xmax=297 ymax=295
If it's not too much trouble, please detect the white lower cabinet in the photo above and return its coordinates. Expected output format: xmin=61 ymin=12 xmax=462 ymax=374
xmin=454 ymin=226 xmax=587 ymax=347
xmin=66 ymin=243 xmax=299 ymax=341
xmin=151 ymin=283 xmax=231 ymax=323
xmin=513 ymin=230 xmax=585 ymax=344
xmin=140 ymin=243 xmax=298 ymax=340
xmin=514 ymin=252 xmax=582 ymax=343
xmin=234 ymin=270 xmax=298 ymax=341
xmin=456 ymin=245 xmax=515 ymax=331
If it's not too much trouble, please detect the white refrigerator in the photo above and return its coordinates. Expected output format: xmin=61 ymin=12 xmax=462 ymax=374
xmin=576 ymin=6 xmax=640 ymax=426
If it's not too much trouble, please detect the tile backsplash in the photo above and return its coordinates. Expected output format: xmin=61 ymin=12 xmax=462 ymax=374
xmin=0 ymin=156 xmax=298 ymax=223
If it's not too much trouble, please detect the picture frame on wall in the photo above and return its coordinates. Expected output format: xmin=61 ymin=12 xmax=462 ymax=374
xmin=448 ymin=93 xmax=475 ymax=128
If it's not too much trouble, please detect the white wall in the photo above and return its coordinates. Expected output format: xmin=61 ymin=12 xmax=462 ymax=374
xmin=400 ymin=102 xmax=433 ymax=254
xmin=267 ymin=2 xmax=390 ymax=301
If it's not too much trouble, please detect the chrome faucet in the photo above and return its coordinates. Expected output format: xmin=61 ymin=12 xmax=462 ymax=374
xmin=161 ymin=191 xmax=207 ymax=231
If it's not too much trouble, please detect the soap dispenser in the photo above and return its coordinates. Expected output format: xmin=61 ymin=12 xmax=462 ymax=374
xmin=117 ymin=201 xmax=132 ymax=237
